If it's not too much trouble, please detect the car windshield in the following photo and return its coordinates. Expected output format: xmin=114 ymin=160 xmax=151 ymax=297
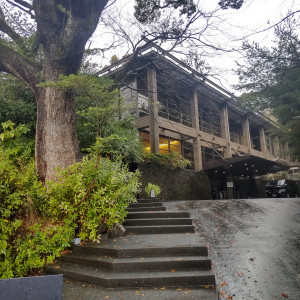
xmin=277 ymin=180 xmax=285 ymax=186
xmin=267 ymin=180 xmax=278 ymax=186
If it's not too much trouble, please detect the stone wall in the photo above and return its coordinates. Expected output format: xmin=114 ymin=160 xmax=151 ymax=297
xmin=137 ymin=163 xmax=211 ymax=200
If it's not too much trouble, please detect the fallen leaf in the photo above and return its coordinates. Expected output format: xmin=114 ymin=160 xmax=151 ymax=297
xmin=221 ymin=281 xmax=227 ymax=286
xmin=171 ymin=270 xmax=175 ymax=272
xmin=237 ymin=272 xmax=243 ymax=276
xmin=250 ymin=258 xmax=254 ymax=261
xmin=227 ymin=297 xmax=233 ymax=300
xmin=160 ymin=287 xmax=165 ymax=290
xmin=104 ymin=297 xmax=109 ymax=299
xmin=282 ymin=293 xmax=288 ymax=298
xmin=220 ymin=290 xmax=227 ymax=297
xmin=54 ymin=265 xmax=60 ymax=269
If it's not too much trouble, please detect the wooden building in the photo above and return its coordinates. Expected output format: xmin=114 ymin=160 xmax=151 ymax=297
xmin=99 ymin=44 xmax=295 ymax=199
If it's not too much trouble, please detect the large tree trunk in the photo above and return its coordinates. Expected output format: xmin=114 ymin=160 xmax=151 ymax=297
xmin=35 ymin=86 xmax=79 ymax=183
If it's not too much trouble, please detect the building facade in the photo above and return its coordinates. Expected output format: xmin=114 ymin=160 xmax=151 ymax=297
xmin=100 ymin=45 xmax=295 ymax=199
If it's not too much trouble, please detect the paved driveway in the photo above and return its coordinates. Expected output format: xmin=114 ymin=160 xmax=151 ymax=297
xmin=166 ymin=198 xmax=300 ymax=300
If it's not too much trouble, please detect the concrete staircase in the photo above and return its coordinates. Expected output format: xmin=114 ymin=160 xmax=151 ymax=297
xmin=46 ymin=198 xmax=216 ymax=290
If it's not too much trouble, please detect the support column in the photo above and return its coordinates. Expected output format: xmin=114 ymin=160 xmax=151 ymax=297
xmin=131 ymin=76 xmax=139 ymax=117
xmin=147 ymin=67 xmax=160 ymax=153
xmin=259 ymin=126 xmax=267 ymax=153
xmin=191 ymin=90 xmax=203 ymax=171
xmin=273 ymin=135 xmax=280 ymax=156
xmin=284 ymin=142 xmax=290 ymax=161
xmin=220 ymin=104 xmax=231 ymax=158
xmin=242 ymin=116 xmax=251 ymax=152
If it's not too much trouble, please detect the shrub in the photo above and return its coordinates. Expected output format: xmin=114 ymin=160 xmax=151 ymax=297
xmin=145 ymin=183 xmax=161 ymax=198
xmin=45 ymin=146 xmax=140 ymax=241
xmin=0 ymin=123 xmax=140 ymax=278
xmin=143 ymin=151 xmax=191 ymax=168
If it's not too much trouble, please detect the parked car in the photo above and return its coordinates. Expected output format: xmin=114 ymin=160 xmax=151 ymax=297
xmin=266 ymin=179 xmax=298 ymax=198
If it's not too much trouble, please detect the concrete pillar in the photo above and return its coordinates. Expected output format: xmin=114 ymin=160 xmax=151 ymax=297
xmin=131 ymin=76 xmax=139 ymax=117
xmin=273 ymin=135 xmax=280 ymax=156
xmin=220 ymin=104 xmax=231 ymax=158
xmin=242 ymin=116 xmax=251 ymax=150
xmin=284 ymin=142 xmax=290 ymax=161
xmin=259 ymin=126 xmax=267 ymax=153
xmin=147 ymin=67 xmax=160 ymax=153
xmin=191 ymin=91 xmax=203 ymax=171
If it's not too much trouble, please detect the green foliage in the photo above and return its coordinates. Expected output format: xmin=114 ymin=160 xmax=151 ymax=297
xmin=39 ymin=74 xmax=143 ymax=164
xmin=144 ymin=151 xmax=191 ymax=168
xmin=44 ymin=140 xmax=141 ymax=241
xmin=134 ymin=0 xmax=196 ymax=24
xmin=0 ymin=74 xmax=36 ymax=134
xmin=0 ymin=122 xmax=56 ymax=278
xmin=0 ymin=123 xmax=140 ymax=278
xmin=97 ymin=118 xmax=144 ymax=164
xmin=218 ymin=0 xmax=244 ymax=10
xmin=145 ymin=183 xmax=161 ymax=198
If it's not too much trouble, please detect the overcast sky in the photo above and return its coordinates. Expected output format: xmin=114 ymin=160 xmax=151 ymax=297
xmin=90 ymin=0 xmax=299 ymax=93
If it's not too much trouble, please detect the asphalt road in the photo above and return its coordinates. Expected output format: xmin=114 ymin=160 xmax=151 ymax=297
xmin=166 ymin=198 xmax=300 ymax=300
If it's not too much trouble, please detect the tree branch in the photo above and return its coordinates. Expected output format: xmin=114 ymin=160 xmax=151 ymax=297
xmin=0 ymin=42 xmax=41 ymax=92
xmin=6 ymin=0 xmax=35 ymax=18
xmin=240 ymin=10 xmax=300 ymax=40
xmin=0 ymin=7 xmax=27 ymax=50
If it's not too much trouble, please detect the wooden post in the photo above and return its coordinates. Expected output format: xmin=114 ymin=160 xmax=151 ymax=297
xmin=242 ymin=116 xmax=251 ymax=152
xmin=147 ymin=67 xmax=160 ymax=153
xmin=191 ymin=90 xmax=203 ymax=171
xmin=259 ymin=126 xmax=267 ymax=153
xmin=273 ymin=135 xmax=280 ymax=156
xmin=220 ymin=104 xmax=231 ymax=158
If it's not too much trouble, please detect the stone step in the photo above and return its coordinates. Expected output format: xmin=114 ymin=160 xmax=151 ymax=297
xmin=125 ymin=225 xmax=195 ymax=235
xmin=58 ymin=254 xmax=211 ymax=272
xmin=125 ymin=211 xmax=190 ymax=219
xmin=71 ymin=244 xmax=208 ymax=258
xmin=129 ymin=202 xmax=164 ymax=208
xmin=46 ymin=262 xmax=216 ymax=288
xmin=127 ymin=207 xmax=166 ymax=212
xmin=136 ymin=199 xmax=162 ymax=203
xmin=123 ymin=218 xmax=193 ymax=226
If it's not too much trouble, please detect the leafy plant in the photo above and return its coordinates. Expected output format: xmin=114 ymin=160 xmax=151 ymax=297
xmin=0 ymin=122 xmax=141 ymax=278
xmin=144 ymin=151 xmax=191 ymax=168
xmin=145 ymin=183 xmax=161 ymax=198
xmin=44 ymin=139 xmax=141 ymax=241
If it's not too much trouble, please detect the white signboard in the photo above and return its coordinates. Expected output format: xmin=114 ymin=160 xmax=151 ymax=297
xmin=150 ymin=189 xmax=155 ymax=198
xmin=227 ymin=182 xmax=234 ymax=188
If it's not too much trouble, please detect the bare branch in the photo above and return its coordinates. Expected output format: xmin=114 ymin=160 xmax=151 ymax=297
xmin=10 ymin=0 xmax=32 ymax=10
xmin=6 ymin=0 xmax=35 ymax=18
xmin=0 ymin=6 xmax=27 ymax=50
xmin=239 ymin=10 xmax=300 ymax=40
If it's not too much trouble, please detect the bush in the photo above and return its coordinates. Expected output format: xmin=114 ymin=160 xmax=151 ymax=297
xmin=143 ymin=152 xmax=191 ymax=168
xmin=145 ymin=183 xmax=161 ymax=198
xmin=0 ymin=123 xmax=140 ymax=278
xmin=45 ymin=143 xmax=140 ymax=241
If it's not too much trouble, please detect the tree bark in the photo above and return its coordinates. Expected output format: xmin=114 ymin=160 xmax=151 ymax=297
xmin=35 ymin=86 xmax=79 ymax=182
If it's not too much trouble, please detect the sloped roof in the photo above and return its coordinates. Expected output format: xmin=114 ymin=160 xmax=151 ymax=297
xmin=97 ymin=43 xmax=282 ymax=132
